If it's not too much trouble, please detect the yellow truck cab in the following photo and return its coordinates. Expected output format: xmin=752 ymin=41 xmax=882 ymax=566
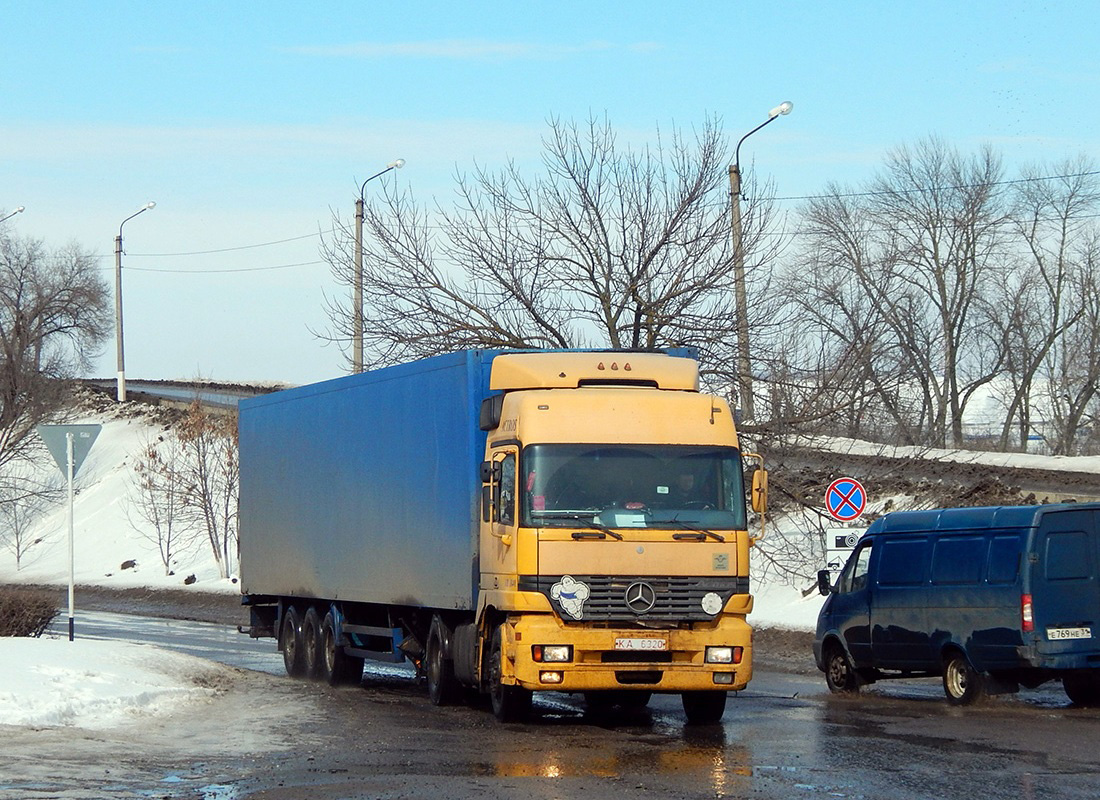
xmin=475 ymin=351 xmax=764 ymax=722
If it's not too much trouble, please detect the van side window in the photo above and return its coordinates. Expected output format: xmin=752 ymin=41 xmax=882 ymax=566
xmin=931 ymin=536 xmax=985 ymax=585
xmin=878 ymin=538 xmax=928 ymax=586
xmin=1045 ymin=530 xmax=1092 ymax=581
xmin=987 ymin=535 xmax=1023 ymax=584
xmin=839 ymin=543 xmax=873 ymax=593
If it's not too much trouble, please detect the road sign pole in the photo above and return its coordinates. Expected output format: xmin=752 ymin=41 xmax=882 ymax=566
xmin=66 ymin=432 xmax=75 ymax=642
xmin=36 ymin=423 xmax=102 ymax=642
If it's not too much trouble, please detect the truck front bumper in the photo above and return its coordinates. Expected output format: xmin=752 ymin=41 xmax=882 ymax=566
xmin=502 ymin=613 xmax=753 ymax=692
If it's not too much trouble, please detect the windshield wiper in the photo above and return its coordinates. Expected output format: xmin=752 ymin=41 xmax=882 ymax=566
xmin=535 ymin=512 xmax=625 ymax=540
xmin=666 ymin=520 xmax=725 ymax=542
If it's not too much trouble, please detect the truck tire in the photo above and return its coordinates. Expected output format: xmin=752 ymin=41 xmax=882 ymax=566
xmin=681 ymin=691 xmax=727 ymax=724
xmin=489 ymin=626 xmax=531 ymax=722
xmin=427 ymin=619 xmax=461 ymax=706
xmin=824 ymin=642 xmax=861 ymax=694
xmin=943 ymin=651 xmax=986 ymax=706
xmin=321 ymin=610 xmax=364 ymax=686
xmin=1063 ymin=672 xmax=1100 ymax=706
xmin=281 ymin=606 xmax=305 ymax=678
xmin=301 ymin=607 xmax=323 ymax=680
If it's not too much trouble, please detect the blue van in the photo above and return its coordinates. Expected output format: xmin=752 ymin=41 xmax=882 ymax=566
xmin=814 ymin=504 xmax=1100 ymax=705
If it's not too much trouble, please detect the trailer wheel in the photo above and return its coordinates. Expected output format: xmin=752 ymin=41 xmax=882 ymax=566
xmin=301 ymin=607 xmax=323 ymax=680
xmin=281 ymin=606 xmax=305 ymax=678
xmin=824 ymin=642 xmax=861 ymax=694
xmin=488 ymin=626 xmax=531 ymax=722
xmin=943 ymin=651 xmax=987 ymax=706
xmin=321 ymin=610 xmax=364 ymax=686
xmin=681 ymin=691 xmax=727 ymax=724
xmin=426 ymin=618 xmax=461 ymax=706
xmin=1063 ymin=672 xmax=1100 ymax=706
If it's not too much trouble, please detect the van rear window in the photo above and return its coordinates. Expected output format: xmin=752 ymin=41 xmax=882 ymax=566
xmin=1045 ymin=531 xmax=1092 ymax=581
xmin=931 ymin=536 xmax=985 ymax=585
xmin=878 ymin=538 xmax=928 ymax=586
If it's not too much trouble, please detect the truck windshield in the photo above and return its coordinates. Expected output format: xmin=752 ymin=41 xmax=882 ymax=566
xmin=522 ymin=444 xmax=748 ymax=531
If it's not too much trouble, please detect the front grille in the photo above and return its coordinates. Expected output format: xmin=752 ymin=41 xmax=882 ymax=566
xmin=519 ymin=574 xmax=749 ymax=623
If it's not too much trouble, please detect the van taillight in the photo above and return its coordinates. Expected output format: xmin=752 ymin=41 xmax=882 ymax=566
xmin=1021 ymin=594 xmax=1034 ymax=632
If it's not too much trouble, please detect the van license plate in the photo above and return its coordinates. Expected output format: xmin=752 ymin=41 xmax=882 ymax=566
xmin=1047 ymin=627 xmax=1092 ymax=641
xmin=615 ymin=637 xmax=668 ymax=651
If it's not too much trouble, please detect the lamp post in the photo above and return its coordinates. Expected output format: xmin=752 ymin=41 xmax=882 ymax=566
xmin=353 ymin=158 xmax=405 ymax=374
xmin=729 ymin=101 xmax=792 ymax=423
xmin=0 ymin=206 xmax=25 ymax=224
xmin=114 ymin=202 xmax=156 ymax=402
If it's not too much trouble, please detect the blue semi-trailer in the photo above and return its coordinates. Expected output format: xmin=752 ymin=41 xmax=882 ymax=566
xmin=239 ymin=349 xmax=767 ymax=723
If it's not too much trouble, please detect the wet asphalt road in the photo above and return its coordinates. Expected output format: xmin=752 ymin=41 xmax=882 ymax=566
xmin=8 ymin=611 xmax=1100 ymax=799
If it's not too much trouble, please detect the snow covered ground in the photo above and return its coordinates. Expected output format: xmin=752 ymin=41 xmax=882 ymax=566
xmin=0 ymin=636 xmax=227 ymax=729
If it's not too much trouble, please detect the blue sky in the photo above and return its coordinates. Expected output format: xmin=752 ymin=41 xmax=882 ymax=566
xmin=2 ymin=2 xmax=1098 ymax=384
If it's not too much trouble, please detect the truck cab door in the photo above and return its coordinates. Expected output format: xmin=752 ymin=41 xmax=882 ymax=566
xmin=481 ymin=449 xmax=519 ymax=581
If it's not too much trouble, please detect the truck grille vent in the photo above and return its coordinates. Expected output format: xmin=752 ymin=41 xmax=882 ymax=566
xmin=518 ymin=575 xmax=749 ymax=623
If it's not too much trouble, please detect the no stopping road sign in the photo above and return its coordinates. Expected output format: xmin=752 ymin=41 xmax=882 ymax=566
xmin=826 ymin=477 xmax=866 ymax=522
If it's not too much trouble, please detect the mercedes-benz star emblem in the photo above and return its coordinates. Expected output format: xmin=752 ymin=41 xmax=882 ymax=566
xmin=624 ymin=581 xmax=657 ymax=614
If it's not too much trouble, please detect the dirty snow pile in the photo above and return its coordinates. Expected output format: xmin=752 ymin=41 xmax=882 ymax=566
xmin=0 ymin=635 xmax=223 ymax=729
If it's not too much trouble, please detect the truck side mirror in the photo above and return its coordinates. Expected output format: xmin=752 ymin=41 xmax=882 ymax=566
xmin=817 ymin=569 xmax=833 ymax=596
xmin=751 ymin=468 xmax=768 ymax=514
xmin=479 ymin=461 xmax=501 ymax=483
xmin=479 ymin=394 xmax=505 ymax=432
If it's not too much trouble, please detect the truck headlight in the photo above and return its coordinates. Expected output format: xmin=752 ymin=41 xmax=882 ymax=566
xmin=706 ymin=646 xmax=743 ymax=664
xmin=533 ymin=644 xmax=573 ymax=663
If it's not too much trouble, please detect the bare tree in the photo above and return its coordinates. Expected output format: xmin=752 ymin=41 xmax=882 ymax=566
xmin=783 ymin=137 xmax=1011 ymax=448
xmin=0 ymin=469 xmax=61 ymax=569
xmin=174 ymin=402 xmax=239 ymax=579
xmin=128 ymin=434 xmax=197 ymax=575
xmin=1040 ymin=232 xmax=1100 ymax=455
xmin=0 ymin=234 xmax=110 ymax=471
xmin=992 ymin=158 xmax=1100 ymax=451
xmin=319 ymin=115 xmax=785 ymax=388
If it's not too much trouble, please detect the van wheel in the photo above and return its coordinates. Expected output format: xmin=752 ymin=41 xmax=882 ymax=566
xmin=281 ymin=606 xmax=305 ymax=678
xmin=1063 ymin=672 xmax=1100 ymax=706
xmin=301 ymin=607 xmax=323 ymax=680
xmin=488 ymin=626 xmax=531 ymax=722
xmin=824 ymin=643 xmax=860 ymax=694
xmin=943 ymin=652 xmax=986 ymax=705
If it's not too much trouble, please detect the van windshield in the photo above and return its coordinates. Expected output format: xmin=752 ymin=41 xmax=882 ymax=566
xmin=522 ymin=444 xmax=747 ymax=531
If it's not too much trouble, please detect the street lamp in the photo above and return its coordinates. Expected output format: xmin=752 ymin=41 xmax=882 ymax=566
xmin=353 ymin=158 xmax=405 ymax=374
xmin=114 ymin=202 xmax=156 ymax=402
xmin=0 ymin=206 xmax=25 ymax=224
xmin=729 ymin=101 xmax=792 ymax=423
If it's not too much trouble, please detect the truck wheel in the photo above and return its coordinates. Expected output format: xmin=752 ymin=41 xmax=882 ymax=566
xmin=681 ymin=691 xmax=727 ymax=724
xmin=489 ymin=626 xmax=531 ymax=722
xmin=427 ymin=620 xmax=461 ymax=706
xmin=1063 ymin=672 xmax=1100 ymax=706
xmin=321 ymin=611 xmax=364 ymax=686
xmin=943 ymin=651 xmax=986 ymax=706
xmin=301 ymin=608 xmax=323 ymax=680
xmin=281 ymin=606 xmax=305 ymax=678
xmin=824 ymin=642 xmax=860 ymax=694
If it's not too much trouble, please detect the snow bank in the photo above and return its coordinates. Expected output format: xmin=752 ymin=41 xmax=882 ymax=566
xmin=0 ymin=636 xmax=223 ymax=729
xmin=1 ymin=414 xmax=238 ymax=593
